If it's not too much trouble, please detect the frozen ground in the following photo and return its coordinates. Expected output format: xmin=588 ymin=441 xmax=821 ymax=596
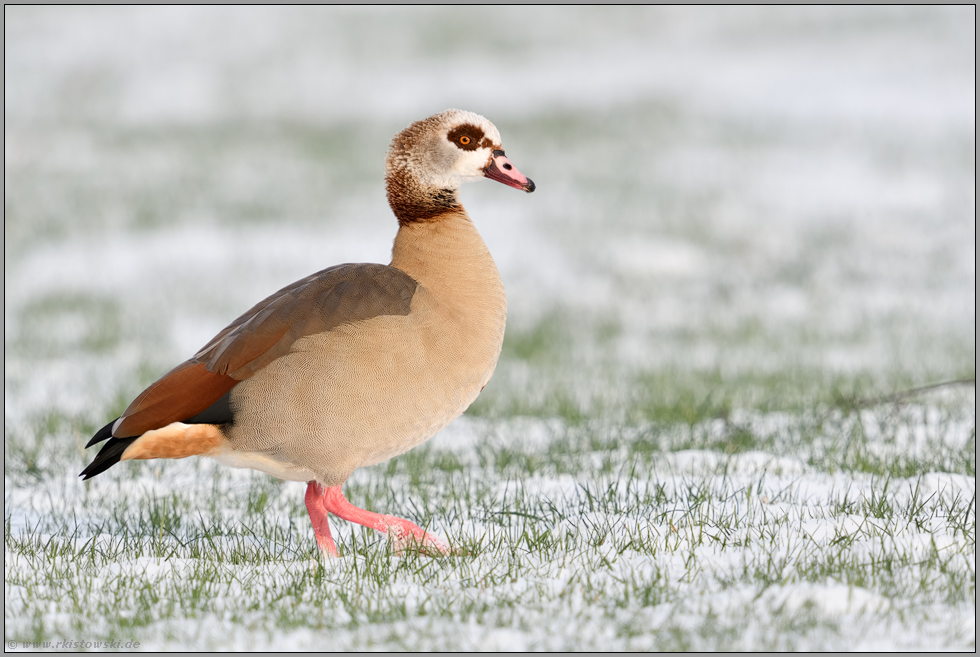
xmin=4 ymin=7 xmax=976 ymax=651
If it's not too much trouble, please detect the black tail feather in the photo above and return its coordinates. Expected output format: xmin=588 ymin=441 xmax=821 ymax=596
xmin=80 ymin=437 xmax=138 ymax=480
xmin=86 ymin=418 xmax=120 ymax=448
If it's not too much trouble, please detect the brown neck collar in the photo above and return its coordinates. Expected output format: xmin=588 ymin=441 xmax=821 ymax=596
xmin=385 ymin=167 xmax=463 ymax=226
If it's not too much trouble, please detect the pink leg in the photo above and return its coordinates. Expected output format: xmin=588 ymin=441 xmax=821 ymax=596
xmin=312 ymin=483 xmax=448 ymax=555
xmin=305 ymin=482 xmax=338 ymax=558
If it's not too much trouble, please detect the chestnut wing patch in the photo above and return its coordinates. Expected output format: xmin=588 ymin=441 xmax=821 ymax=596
xmin=111 ymin=263 xmax=419 ymax=438
xmin=112 ymin=362 xmax=238 ymax=437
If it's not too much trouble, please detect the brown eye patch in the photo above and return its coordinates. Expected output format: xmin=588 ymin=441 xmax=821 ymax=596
xmin=447 ymin=124 xmax=486 ymax=151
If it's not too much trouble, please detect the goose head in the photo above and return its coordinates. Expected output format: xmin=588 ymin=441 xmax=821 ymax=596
xmin=386 ymin=109 xmax=534 ymax=224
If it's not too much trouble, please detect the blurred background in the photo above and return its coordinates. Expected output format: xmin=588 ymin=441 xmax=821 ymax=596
xmin=5 ymin=7 xmax=976 ymax=432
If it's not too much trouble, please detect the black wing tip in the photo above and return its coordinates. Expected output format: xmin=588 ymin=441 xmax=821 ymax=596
xmin=79 ymin=437 xmax=138 ymax=480
xmin=85 ymin=418 xmax=120 ymax=449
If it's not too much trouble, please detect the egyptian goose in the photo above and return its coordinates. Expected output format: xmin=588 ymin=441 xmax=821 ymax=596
xmin=81 ymin=109 xmax=534 ymax=557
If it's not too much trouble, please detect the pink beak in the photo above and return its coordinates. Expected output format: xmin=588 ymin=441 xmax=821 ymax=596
xmin=484 ymin=150 xmax=535 ymax=193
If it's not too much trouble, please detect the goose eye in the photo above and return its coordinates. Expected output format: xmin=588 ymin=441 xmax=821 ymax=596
xmin=459 ymin=136 xmax=471 ymax=146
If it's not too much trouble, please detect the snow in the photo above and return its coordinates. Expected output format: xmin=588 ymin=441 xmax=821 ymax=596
xmin=5 ymin=6 xmax=975 ymax=652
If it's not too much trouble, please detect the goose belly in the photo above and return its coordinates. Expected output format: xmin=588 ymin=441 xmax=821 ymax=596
xmin=223 ymin=309 xmax=502 ymax=485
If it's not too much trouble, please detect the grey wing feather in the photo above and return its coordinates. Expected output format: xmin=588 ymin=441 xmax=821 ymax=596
xmin=193 ymin=263 xmax=419 ymax=380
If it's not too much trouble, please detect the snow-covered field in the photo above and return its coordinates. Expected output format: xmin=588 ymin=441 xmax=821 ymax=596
xmin=5 ymin=7 xmax=975 ymax=650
